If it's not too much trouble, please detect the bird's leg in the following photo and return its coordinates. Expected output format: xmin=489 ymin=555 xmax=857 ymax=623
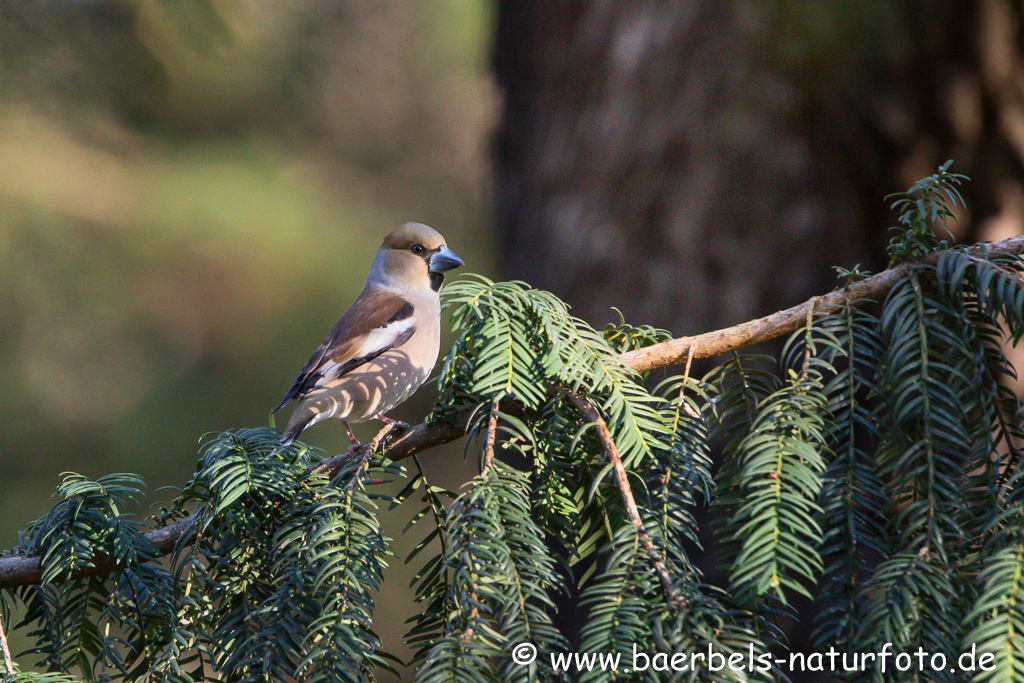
xmin=373 ymin=413 xmax=410 ymax=432
xmin=343 ymin=421 xmax=398 ymax=492
xmin=343 ymin=422 xmax=361 ymax=449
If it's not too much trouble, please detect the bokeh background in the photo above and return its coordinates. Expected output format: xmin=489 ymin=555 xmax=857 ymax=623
xmin=2 ymin=0 xmax=1023 ymax=679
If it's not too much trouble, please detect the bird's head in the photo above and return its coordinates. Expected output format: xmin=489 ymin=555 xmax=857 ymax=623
xmin=370 ymin=222 xmax=464 ymax=293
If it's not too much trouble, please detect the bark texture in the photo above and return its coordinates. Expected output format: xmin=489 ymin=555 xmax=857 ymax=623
xmin=493 ymin=1 xmax=1024 ymax=335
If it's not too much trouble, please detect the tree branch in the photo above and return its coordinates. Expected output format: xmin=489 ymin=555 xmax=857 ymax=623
xmin=480 ymin=398 xmax=500 ymax=477
xmin=564 ymin=391 xmax=687 ymax=610
xmin=620 ymin=234 xmax=1024 ymax=373
xmin=0 ymin=512 xmax=202 ymax=589
xmin=0 ymin=609 xmax=13 ymax=679
xmin=1 ymin=235 xmax=1022 ymax=590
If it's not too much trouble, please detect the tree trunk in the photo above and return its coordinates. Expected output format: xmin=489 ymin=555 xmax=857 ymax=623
xmin=492 ymin=0 xmax=1024 ymax=666
xmin=493 ymin=0 xmax=1024 ymax=336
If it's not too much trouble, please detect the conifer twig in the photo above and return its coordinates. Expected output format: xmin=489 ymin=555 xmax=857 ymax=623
xmin=460 ymin=400 xmax=500 ymax=643
xmin=480 ymin=399 xmax=500 ymax=478
xmin=0 ymin=611 xmax=15 ymax=679
xmin=564 ymin=390 xmax=687 ymax=610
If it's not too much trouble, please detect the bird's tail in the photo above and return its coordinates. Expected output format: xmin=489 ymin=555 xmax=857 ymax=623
xmin=279 ymin=414 xmax=314 ymax=447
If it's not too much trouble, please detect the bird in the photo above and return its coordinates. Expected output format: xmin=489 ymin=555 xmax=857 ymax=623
xmin=272 ymin=222 xmax=463 ymax=449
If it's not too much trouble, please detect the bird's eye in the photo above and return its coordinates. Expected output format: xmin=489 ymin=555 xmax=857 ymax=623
xmin=411 ymin=244 xmax=425 ymax=255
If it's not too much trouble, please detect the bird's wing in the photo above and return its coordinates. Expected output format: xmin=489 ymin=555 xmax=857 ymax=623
xmin=272 ymin=290 xmax=416 ymax=413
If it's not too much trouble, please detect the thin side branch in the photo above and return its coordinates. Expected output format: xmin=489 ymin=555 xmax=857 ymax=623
xmin=1 ymin=235 xmax=1022 ymax=590
xmin=343 ymin=421 xmax=399 ymax=491
xmin=480 ymin=398 xmax=500 ymax=478
xmin=461 ymin=400 xmax=499 ymax=643
xmin=0 ymin=611 xmax=13 ymax=679
xmin=565 ymin=391 xmax=687 ymax=609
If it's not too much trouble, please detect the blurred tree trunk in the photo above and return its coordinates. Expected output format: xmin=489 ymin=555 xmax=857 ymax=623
xmin=492 ymin=0 xmax=1024 ymax=336
xmin=492 ymin=0 xmax=1024 ymax=667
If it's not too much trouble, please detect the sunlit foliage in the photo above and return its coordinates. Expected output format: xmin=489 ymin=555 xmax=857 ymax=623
xmin=2 ymin=167 xmax=1024 ymax=682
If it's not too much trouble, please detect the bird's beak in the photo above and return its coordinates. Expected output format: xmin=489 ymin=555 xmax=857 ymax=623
xmin=429 ymin=246 xmax=464 ymax=273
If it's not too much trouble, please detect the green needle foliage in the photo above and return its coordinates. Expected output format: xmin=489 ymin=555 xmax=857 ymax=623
xmin=2 ymin=164 xmax=1024 ymax=682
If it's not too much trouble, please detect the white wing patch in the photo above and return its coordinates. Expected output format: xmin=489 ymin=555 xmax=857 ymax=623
xmin=315 ymin=315 xmax=416 ymax=387
xmin=353 ymin=316 xmax=416 ymax=358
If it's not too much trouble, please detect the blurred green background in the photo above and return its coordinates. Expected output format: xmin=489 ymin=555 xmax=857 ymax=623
xmin=1 ymin=1 xmax=496 ymax=675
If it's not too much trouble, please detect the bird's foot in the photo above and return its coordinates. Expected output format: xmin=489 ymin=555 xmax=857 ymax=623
xmin=369 ymin=424 xmax=395 ymax=450
xmin=365 ymin=414 xmax=410 ymax=452
xmin=373 ymin=413 xmax=410 ymax=432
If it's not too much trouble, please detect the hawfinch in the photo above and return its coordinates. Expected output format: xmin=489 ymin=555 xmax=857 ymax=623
xmin=273 ymin=223 xmax=463 ymax=447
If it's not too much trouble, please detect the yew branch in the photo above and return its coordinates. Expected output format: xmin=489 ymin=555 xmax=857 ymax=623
xmin=564 ymin=391 xmax=687 ymax=609
xmin=620 ymin=234 xmax=1024 ymax=373
xmin=1 ymin=235 xmax=1022 ymax=590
